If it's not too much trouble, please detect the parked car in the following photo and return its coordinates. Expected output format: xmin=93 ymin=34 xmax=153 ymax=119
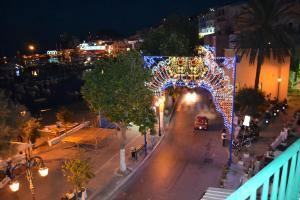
xmin=194 ymin=115 xmax=208 ymax=130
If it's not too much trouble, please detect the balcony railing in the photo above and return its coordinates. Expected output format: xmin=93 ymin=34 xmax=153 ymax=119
xmin=227 ymin=139 xmax=300 ymax=200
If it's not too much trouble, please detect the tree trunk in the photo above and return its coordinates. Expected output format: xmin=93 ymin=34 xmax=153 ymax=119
xmin=75 ymin=188 xmax=78 ymax=200
xmin=119 ymin=124 xmax=127 ymax=172
xmin=254 ymin=52 xmax=263 ymax=90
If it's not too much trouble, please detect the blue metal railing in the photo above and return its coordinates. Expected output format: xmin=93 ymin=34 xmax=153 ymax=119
xmin=227 ymin=139 xmax=300 ymax=200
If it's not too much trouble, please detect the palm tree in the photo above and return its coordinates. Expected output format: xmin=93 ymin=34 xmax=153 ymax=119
xmin=236 ymin=0 xmax=299 ymax=90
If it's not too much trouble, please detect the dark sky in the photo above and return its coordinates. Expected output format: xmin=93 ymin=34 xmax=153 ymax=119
xmin=0 ymin=0 xmax=235 ymax=56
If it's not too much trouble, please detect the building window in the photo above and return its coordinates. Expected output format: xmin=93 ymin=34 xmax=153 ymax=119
xmin=289 ymin=22 xmax=293 ymax=28
xmin=298 ymin=24 xmax=300 ymax=33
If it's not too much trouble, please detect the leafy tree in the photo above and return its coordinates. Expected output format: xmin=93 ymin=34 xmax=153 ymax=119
xmin=81 ymin=50 xmax=156 ymax=172
xmin=141 ymin=15 xmax=198 ymax=56
xmin=62 ymin=159 xmax=94 ymax=198
xmin=0 ymin=91 xmax=30 ymax=158
xmin=56 ymin=107 xmax=73 ymax=124
xmin=236 ymin=0 xmax=299 ymax=90
xmin=22 ymin=118 xmax=41 ymax=143
xmin=235 ymin=88 xmax=266 ymax=116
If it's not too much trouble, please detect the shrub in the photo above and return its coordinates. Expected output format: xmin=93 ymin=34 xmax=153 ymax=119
xmin=56 ymin=107 xmax=73 ymax=123
xmin=235 ymin=88 xmax=266 ymax=116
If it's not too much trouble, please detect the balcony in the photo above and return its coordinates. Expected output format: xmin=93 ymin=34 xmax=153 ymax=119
xmin=227 ymin=139 xmax=300 ymax=200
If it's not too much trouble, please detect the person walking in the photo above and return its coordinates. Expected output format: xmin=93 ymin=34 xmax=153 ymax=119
xmin=221 ymin=129 xmax=227 ymax=147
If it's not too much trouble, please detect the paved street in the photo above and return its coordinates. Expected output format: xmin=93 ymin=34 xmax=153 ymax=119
xmin=115 ymin=89 xmax=228 ymax=200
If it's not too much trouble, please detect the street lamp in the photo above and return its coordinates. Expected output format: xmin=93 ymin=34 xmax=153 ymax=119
xmin=155 ymin=96 xmax=165 ymax=137
xmin=28 ymin=45 xmax=35 ymax=51
xmin=155 ymin=101 xmax=161 ymax=136
xmin=277 ymin=77 xmax=282 ymax=101
xmin=6 ymin=153 xmax=48 ymax=200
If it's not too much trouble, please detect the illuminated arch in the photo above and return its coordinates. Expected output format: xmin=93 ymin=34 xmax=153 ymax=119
xmin=144 ymin=46 xmax=236 ymax=132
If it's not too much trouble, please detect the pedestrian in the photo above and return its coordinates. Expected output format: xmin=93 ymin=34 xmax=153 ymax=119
xmin=134 ymin=148 xmax=138 ymax=160
xmin=221 ymin=129 xmax=227 ymax=147
xmin=131 ymin=147 xmax=135 ymax=160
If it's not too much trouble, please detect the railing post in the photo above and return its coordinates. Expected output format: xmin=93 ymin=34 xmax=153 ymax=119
xmin=291 ymin=151 xmax=300 ymax=199
xmin=271 ymin=170 xmax=280 ymax=200
xmin=261 ymin=179 xmax=270 ymax=200
xmin=278 ymin=162 xmax=288 ymax=200
xmin=285 ymin=154 xmax=297 ymax=199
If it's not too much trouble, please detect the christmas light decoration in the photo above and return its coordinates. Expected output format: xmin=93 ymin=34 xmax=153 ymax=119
xmin=143 ymin=46 xmax=236 ymax=132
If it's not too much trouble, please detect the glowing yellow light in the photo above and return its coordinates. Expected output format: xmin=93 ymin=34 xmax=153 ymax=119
xmin=185 ymin=92 xmax=197 ymax=104
xmin=38 ymin=167 xmax=49 ymax=177
xmin=28 ymin=45 xmax=35 ymax=51
xmin=9 ymin=181 xmax=20 ymax=192
xmin=277 ymin=78 xmax=282 ymax=82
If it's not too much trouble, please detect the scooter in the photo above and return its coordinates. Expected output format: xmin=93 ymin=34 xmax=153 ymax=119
xmin=232 ymin=137 xmax=252 ymax=155
xmin=264 ymin=111 xmax=272 ymax=125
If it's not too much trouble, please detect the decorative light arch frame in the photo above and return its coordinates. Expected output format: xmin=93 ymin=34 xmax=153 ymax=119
xmin=144 ymin=46 xmax=237 ymax=132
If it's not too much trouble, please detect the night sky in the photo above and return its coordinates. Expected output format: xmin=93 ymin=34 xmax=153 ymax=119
xmin=0 ymin=0 xmax=236 ymax=56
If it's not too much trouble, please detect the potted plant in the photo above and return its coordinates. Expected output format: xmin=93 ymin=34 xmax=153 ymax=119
xmin=62 ymin=158 xmax=94 ymax=199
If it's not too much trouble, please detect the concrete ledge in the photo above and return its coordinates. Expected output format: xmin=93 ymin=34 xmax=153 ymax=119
xmin=48 ymin=121 xmax=90 ymax=146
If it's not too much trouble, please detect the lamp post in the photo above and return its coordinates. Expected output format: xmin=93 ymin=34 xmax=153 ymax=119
xmin=277 ymin=77 xmax=282 ymax=101
xmin=155 ymin=96 xmax=165 ymax=137
xmin=155 ymin=102 xmax=161 ymax=136
xmin=6 ymin=153 xmax=48 ymax=200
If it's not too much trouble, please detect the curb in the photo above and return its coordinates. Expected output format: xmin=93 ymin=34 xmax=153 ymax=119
xmin=92 ymin=134 xmax=165 ymax=200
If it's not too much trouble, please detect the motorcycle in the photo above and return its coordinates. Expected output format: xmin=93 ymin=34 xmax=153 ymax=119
xmin=271 ymin=104 xmax=280 ymax=117
xmin=232 ymin=137 xmax=252 ymax=156
xmin=264 ymin=111 xmax=272 ymax=125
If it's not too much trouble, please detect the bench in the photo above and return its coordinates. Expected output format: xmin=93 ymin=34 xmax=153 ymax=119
xmin=135 ymin=144 xmax=145 ymax=155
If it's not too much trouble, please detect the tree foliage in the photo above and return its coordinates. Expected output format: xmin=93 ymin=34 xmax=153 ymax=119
xmin=236 ymin=0 xmax=299 ymax=90
xmin=81 ymin=51 xmax=156 ymax=133
xmin=235 ymin=88 xmax=266 ymax=116
xmin=61 ymin=159 xmax=94 ymax=194
xmin=0 ymin=91 xmax=30 ymax=158
xmin=22 ymin=118 xmax=41 ymax=143
xmin=141 ymin=15 xmax=199 ymax=56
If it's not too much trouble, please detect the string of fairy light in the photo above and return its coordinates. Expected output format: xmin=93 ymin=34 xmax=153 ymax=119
xmin=143 ymin=46 xmax=236 ymax=132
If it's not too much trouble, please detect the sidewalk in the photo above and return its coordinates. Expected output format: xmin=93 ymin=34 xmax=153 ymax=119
xmin=224 ymin=96 xmax=300 ymax=190
xmin=88 ymin=99 xmax=177 ymax=200
xmin=88 ymin=129 xmax=164 ymax=200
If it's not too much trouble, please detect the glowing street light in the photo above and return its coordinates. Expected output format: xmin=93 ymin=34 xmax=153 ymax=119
xmin=28 ymin=45 xmax=35 ymax=51
xmin=154 ymin=96 xmax=165 ymax=136
xmin=184 ymin=92 xmax=197 ymax=104
xmin=9 ymin=181 xmax=20 ymax=192
xmin=38 ymin=167 xmax=49 ymax=177
xmin=6 ymin=154 xmax=48 ymax=199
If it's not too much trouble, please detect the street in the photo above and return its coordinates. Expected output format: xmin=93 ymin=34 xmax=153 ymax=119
xmin=115 ymin=89 xmax=228 ymax=200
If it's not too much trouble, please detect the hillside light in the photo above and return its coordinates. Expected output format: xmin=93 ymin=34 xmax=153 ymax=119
xmin=28 ymin=45 xmax=35 ymax=51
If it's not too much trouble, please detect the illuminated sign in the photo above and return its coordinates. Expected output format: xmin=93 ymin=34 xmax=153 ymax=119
xmin=199 ymin=26 xmax=215 ymax=38
xmin=243 ymin=115 xmax=251 ymax=127
xmin=78 ymin=42 xmax=106 ymax=51
xmin=48 ymin=58 xmax=59 ymax=63
xmin=47 ymin=50 xmax=58 ymax=55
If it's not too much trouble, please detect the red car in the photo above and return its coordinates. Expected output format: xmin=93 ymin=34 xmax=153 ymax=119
xmin=194 ymin=115 xmax=208 ymax=130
